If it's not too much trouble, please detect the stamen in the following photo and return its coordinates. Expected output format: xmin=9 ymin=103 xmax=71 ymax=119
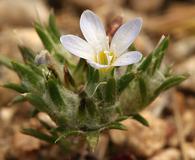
xmin=98 ymin=51 xmax=108 ymax=65
xmin=95 ymin=50 xmax=116 ymax=65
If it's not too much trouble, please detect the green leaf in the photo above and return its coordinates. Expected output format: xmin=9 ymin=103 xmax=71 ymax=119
xmin=154 ymin=75 xmax=187 ymax=95
xmin=117 ymin=72 xmax=135 ymax=93
xmin=22 ymin=128 xmax=56 ymax=143
xmin=131 ymin=114 xmax=149 ymax=126
xmin=35 ymin=22 xmax=54 ymax=52
xmin=24 ymin=93 xmax=49 ymax=112
xmin=48 ymin=12 xmax=60 ymax=39
xmin=47 ymin=79 xmax=64 ymax=110
xmin=107 ymin=122 xmax=127 ymax=130
xmin=153 ymin=36 xmax=169 ymax=57
xmin=115 ymin=116 xmax=129 ymax=122
xmin=18 ymin=45 xmax=35 ymax=63
xmin=3 ymin=83 xmax=28 ymax=93
xmin=105 ymin=78 xmax=116 ymax=103
xmin=11 ymin=62 xmax=41 ymax=86
xmin=152 ymin=51 xmax=165 ymax=73
xmin=138 ymin=77 xmax=147 ymax=103
xmin=138 ymin=53 xmax=153 ymax=71
xmin=28 ymin=63 xmax=43 ymax=76
xmin=87 ymin=65 xmax=99 ymax=83
xmin=55 ymin=130 xmax=84 ymax=143
xmin=64 ymin=66 xmax=76 ymax=88
xmin=10 ymin=95 xmax=26 ymax=104
xmin=0 ymin=55 xmax=13 ymax=69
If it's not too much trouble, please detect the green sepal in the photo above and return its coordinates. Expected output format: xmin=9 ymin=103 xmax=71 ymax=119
xmin=86 ymin=131 xmax=99 ymax=151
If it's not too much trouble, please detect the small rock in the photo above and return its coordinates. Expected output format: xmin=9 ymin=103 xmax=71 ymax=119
xmin=149 ymin=148 xmax=181 ymax=160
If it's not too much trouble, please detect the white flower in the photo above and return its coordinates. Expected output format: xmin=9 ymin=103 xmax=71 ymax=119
xmin=60 ymin=10 xmax=143 ymax=69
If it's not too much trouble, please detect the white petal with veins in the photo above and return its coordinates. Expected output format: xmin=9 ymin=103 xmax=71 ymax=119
xmin=60 ymin=35 xmax=95 ymax=60
xmin=112 ymin=51 xmax=142 ymax=66
xmin=87 ymin=60 xmax=109 ymax=69
xmin=110 ymin=18 xmax=142 ymax=56
xmin=80 ymin=10 xmax=108 ymax=53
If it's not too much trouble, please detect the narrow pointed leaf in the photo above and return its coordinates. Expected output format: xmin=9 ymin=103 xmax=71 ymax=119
xmin=153 ymin=36 xmax=169 ymax=57
xmin=47 ymin=79 xmax=64 ymax=109
xmin=3 ymin=83 xmax=28 ymax=93
xmin=35 ymin=22 xmax=53 ymax=52
xmin=25 ymin=93 xmax=49 ymax=112
xmin=107 ymin=122 xmax=127 ymax=130
xmin=22 ymin=128 xmax=56 ymax=143
xmin=18 ymin=45 xmax=35 ymax=63
xmin=48 ymin=12 xmax=60 ymax=39
xmin=12 ymin=62 xmax=40 ymax=85
xmin=3 ymin=83 xmax=27 ymax=93
xmin=0 ymin=55 xmax=13 ymax=69
xmin=105 ymin=78 xmax=116 ymax=103
xmin=10 ymin=95 xmax=26 ymax=104
xmin=131 ymin=114 xmax=149 ymax=127
xmin=138 ymin=53 xmax=153 ymax=71
xmin=155 ymin=75 xmax=187 ymax=95
xmin=117 ymin=72 xmax=135 ymax=93
xmin=152 ymin=51 xmax=165 ymax=73
xmin=138 ymin=77 xmax=147 ymax=103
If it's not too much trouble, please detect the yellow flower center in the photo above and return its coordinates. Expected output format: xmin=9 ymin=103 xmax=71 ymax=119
xmin=96 ymin=51 xmax=115 ymax=65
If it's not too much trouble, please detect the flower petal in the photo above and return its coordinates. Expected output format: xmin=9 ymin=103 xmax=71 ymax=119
xmin=112 ymin=51 xmax=142 ymax=66
xmin=110 ymin=18 xmax=142 ymax=56
xmin=60 ymin=35 xmax=95 ymax=60
xmin=80 ymin=10 xmax=108 ymax=53
xmin=87 ymin=60 xmax=108 ymax=69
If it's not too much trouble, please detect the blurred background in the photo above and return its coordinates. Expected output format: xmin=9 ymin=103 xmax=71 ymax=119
xmin=0 ymin=0 xmax=195 ymax=159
